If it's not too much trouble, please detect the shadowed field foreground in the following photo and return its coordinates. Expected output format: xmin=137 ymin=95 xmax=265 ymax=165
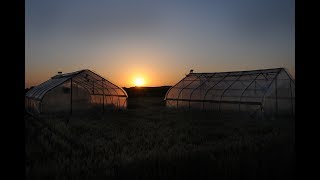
xmin=25 ymin=96 xmax=294 ymax=179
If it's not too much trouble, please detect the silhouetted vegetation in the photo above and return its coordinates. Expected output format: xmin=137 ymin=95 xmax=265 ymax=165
xmin=25 ymin=88 xmax=294 ymax=180
xmin=123 ymin=86 xmax=171 ymax=97
xmin=25 ymin=86 xmax=34 ymax=94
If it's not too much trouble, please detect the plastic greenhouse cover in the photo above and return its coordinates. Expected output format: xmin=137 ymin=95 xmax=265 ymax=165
xmin=26 ymin=69 xmax=127 ymax=101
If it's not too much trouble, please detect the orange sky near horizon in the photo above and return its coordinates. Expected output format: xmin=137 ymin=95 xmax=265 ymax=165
xmin=25 ymin=46 xmax=295 ymax=88
xmin=25 ymin=64 xmax=295 ymax=89
xmin=25 ymin=44 xmax=295 ymax=88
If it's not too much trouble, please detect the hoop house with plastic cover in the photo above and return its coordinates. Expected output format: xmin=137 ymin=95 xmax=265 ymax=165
xmin=165 ymin=68 xmax=295 ymax=117
xmin=25 ymin=69 xmax=128 ymax=115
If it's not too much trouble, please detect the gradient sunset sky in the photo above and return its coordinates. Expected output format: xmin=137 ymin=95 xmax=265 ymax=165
xmin=25 ymin=0 xmax=294 ymax=88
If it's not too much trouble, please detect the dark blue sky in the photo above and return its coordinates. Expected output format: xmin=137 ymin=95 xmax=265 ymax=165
xmin=26 ymin=0 xmax=294 ymax=87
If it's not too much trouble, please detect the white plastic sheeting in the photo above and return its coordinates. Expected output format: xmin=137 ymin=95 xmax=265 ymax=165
xmin=25 ymin=69 xmax=128 ymax=114
xmin=165 ymin=68 xmax=295 ymax=117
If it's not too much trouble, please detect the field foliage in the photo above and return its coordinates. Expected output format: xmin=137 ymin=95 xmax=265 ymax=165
xmin=25 ymin=96 xmax=294 ymax=179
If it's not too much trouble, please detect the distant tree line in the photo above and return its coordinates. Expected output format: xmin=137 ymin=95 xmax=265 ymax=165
xmin=25 ymin=86 xmax=34 ymax=94
xmin=123 ymin=86 xmax=171 ymax=98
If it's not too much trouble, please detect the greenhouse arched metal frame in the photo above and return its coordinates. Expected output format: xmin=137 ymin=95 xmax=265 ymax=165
xmin=164 ymin=68 xmax=295 ymax=117
xmin=25 ymin=69 xmax=128 ymax=115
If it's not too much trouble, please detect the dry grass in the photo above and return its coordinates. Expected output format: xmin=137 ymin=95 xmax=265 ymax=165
xmin=25 ymin=97 xmax=295 ymax=180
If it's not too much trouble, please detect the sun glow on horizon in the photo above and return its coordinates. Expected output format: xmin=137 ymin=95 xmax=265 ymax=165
xmin=133 ymin=77 xmax=145 ymax=87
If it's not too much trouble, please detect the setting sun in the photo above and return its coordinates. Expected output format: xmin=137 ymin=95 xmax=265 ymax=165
xmin=134 ymin=77 xmax=145 ymax=87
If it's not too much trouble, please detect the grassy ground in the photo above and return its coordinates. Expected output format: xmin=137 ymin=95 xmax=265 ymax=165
xmin=25 ymin=97 xmax=295 ymax=180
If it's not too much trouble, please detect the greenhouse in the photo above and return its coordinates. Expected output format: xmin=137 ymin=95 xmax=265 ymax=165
xmin=25 ymin=69 xmax=128 ymax=115
xmin=165 ymin=68 xmax=295 ymax=117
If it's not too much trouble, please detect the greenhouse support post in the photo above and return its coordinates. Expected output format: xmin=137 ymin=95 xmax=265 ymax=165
xmin=275 ymin=77 xmax=278 ymax=116
xmin=289 ymin=79 xmax=294 ymax=117
xmin=70 ymin=78 xmax=73 ymax=114
xmin=102 ymin=79 xmax=105 ymax=113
